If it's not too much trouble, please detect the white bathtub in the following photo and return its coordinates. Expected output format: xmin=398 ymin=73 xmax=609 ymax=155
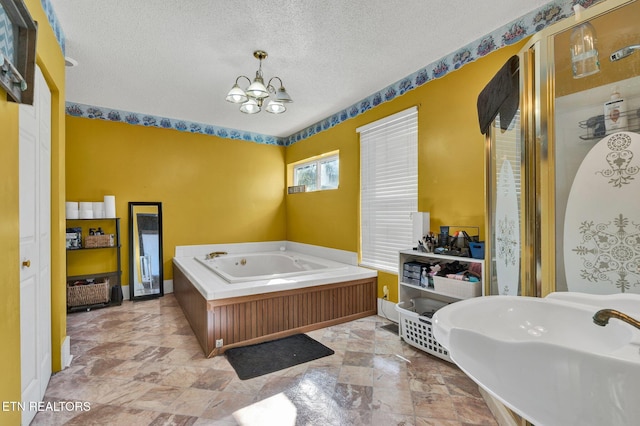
xmin=195 ymin=252 xmax=347 ymax=283
xmin=173 ymin=242 xmax=379 ymax=357
xmin=173 ymin=241 xmax=377 ymax=300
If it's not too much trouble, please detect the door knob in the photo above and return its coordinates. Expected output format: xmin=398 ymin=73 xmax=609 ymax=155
xmin=22 ymin=260 xmax=31 ymax=268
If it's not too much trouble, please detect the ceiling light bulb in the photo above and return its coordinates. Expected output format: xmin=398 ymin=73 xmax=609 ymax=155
xmin=265 ymin=100 xmax=286 ymax=114
xmin=240 ymin=98 xmax=260 ymax=114
xmin=226 ymin=84 xmax=248 ymax=103
xmin=246 ymin=75 xmax=269 ymax=99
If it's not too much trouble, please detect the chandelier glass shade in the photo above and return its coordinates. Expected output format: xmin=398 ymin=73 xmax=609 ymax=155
xmin=239 ymin=98 xmax=260 ymax=114
xmin=225 ymin=83 xmax=248 ymax=103
xmin=226 ymin=50 xmax=293 ymax=114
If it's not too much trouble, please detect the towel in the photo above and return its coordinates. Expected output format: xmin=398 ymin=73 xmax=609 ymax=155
xmin=477 ymin=55 xmax=520 ymax=135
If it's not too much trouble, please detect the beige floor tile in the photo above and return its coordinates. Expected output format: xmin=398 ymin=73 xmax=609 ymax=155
xmin=35 ymin=295 xmax=497 ymax=425
xmin=337 ymin=365 xmax=374 ymax=387
xmin=372 ymin=387 xmax=414 ymax=415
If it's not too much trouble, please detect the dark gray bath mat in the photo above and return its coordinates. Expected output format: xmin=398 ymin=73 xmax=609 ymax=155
xmin=225 ymin=334 xmax=334 ymax=380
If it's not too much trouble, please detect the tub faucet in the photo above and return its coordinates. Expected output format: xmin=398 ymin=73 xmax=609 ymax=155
xmin=205 ymin=251 xmax=227 ymax=259
xmin=593 ymin=309 xmax=640 ymax=331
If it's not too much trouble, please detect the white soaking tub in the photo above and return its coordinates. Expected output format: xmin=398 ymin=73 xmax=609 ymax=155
xmin=195 ymin=251 xmax=348 ymax=283
xmin=172 ymin=241 xmax=378 ymax=357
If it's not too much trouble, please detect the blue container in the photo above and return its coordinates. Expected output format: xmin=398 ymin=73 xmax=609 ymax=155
xmin=469 ymin=242 xmax=485 ymax=259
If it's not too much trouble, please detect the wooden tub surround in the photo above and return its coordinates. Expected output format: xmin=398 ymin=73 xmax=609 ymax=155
xmin=173 ymin=264 xmax=377 ymax=357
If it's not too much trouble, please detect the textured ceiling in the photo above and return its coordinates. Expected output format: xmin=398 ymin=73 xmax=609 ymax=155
xmin=51 ymin=0 xmax=553 ymax=138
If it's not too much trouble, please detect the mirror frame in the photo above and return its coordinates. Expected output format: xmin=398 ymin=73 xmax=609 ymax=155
xmin=128 ymin=202 xmax=163 ymax=301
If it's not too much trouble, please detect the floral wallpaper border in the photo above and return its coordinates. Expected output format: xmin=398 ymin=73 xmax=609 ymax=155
xmin=41 ymin=0 xmax=65 ymax=54
xmin=63 ymin=0 xmax=602 ymax=147
xmin=65 ymin=103 xmax=287 ymax=146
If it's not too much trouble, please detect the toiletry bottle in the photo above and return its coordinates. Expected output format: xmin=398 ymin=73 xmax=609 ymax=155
xmin=604 ymin=87 xmax=627 ymax=133
xmin=420 ymin=266 xmax=428 ymax=288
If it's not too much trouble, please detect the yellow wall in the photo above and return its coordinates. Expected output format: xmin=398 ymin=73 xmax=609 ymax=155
xmin=65 ymin=118 xmax=287 ymax=284
xmin=66 ymin=40 xmax=527 ymax=304
xmin=286 ymin=39 xmax=528 ymax=301
xmin=0 ymin=0 xmax=66 ymax=423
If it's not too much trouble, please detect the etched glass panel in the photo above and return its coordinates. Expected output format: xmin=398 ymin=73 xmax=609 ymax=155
xmin=553 ymin=2 xmax=640 ymax=293
xmin=489 ymin=111 xmax=522 ymax=296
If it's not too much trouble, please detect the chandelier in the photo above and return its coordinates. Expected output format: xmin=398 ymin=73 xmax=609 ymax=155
xmin=225 ymin=50 xmax=293 ymax=114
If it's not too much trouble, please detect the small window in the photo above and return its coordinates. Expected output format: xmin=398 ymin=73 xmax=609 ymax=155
xmin=0 ymin=0 xmax=37 ymax=104
xmin=291 ymin=152 xmax=339 ymax=192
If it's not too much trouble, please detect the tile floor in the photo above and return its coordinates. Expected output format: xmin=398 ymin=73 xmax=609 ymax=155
xmin=33 ymin=295 xmax=497 ymax=425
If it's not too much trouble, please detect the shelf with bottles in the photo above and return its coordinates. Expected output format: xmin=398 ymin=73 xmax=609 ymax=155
xmin=66 ymin=235 xmax=118 ymax=251
xmin=66 ymin=218 xmax=121 ymax=250
xmin=578 ymin=108 xmax=640 ymax=140
xmin=398 ymin=250 xmax=484 ymax=301
xmin=396 ymin=250 xmax=484 ymax=362
xmin=66 ymin=218 xmax=122 ymax=311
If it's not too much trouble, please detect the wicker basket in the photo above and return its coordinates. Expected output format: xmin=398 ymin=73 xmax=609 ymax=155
xmin=67 ymin=280 xmax=110 ymax=307
xmin=84 ymin=234 xmax=114 ymax=248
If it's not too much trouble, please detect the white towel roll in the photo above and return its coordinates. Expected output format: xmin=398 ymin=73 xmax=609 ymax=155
xmin=93 ymin=202 xmax=105 ymax=218
xmin=79 ymin=202 xmax=93 ymax=211
xmin=79 ymin=209 xmax=93 ymax=219
xmin=104 ymin=195 xmax=116 ymax=218
xmin=66 ymin=201 xmax=79 ymax=219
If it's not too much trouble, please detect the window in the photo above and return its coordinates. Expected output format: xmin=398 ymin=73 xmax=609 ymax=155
xmin=358 ymin=107 xmax=418 ymax=273
xmin=0 ymin=0 xmax=37 ymax=104
xmin=292 ymin=152 xmax=339 ymax=192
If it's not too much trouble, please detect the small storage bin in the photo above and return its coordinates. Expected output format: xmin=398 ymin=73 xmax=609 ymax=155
xmin=403 ymin=261 xmax=425 ymax=273
xmin=469 ymin=242 xmax=485 ymax=259
xmin=433 ymin=276 xmax=482 ymax=299
xmin=395 ymin=301 xmax=451 ymax=362
xmin=67 ymin=280 xmax=110 ymax=307
xmin=85 ymin=234 xmax=114 ymax=248
xmin=66 ymin=227 xmax=82 ymax=249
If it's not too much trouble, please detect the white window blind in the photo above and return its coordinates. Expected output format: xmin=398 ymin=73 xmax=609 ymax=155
xmin=358 ymin=107 xmax=418 ymax=273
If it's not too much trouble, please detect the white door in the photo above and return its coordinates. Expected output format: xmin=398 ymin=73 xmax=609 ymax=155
xmin=20 ymin=66 xmax=52 ymax=425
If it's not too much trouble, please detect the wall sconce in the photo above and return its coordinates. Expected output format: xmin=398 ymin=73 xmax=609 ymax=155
xmin=570 ymin=5 xmax=600 ymax=79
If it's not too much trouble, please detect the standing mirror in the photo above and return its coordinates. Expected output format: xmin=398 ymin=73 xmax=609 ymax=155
xmin=129 ymin=202 xmax=163 ymax=300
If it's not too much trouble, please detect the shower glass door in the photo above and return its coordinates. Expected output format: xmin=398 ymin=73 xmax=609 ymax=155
xmin=551 ymin=0 xmax=640 ymax=294
xmin=487 ymin=108 xmax=524 ymax=296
